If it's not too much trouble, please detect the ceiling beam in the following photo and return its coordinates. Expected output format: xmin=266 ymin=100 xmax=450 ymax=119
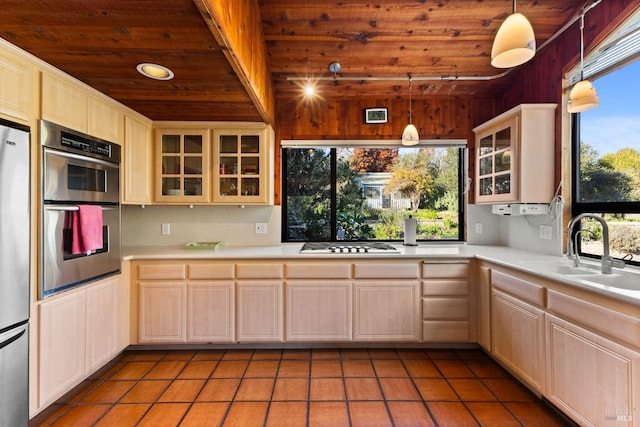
xmin=195 ymin=0 xmax=275 ymax=125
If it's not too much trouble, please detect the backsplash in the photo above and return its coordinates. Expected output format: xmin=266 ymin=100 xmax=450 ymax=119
xmin=467 ymin=204 xmax=563 ymax=256
xmin=121 ymin=205 xmax=281 ymax=247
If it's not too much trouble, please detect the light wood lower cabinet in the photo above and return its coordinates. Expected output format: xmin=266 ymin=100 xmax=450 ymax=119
xmin=353 ymin=281 xmax=420 ymax=341
xmin=286 ymin=280 xmax=352 ymax=341
xmin=491 ymin=288 xmax=546 ymax=394
xmin=237 ymin=281 xmax=283 ymax=342
xmin=188 ymin=282 xmax=234 ymax=343
xmin=39 ymin=290 xmax=86 ymax=407
xmin=139 ymin=282 xmax=187 ymax=343
xmin=38 ymin=275 xmax=122 ymax=408
xmin=546 ymin=313 xmax=639 ymax=426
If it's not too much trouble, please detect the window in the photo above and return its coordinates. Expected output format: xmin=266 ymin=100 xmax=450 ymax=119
xmin=282 ymin=143 xmax=465 ymax=242
xmin=571 ymin=10 xmax=640 ymax=266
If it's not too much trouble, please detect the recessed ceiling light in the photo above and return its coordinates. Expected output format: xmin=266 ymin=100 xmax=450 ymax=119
xmin=136 ymin=63 xmax=174 ymax=80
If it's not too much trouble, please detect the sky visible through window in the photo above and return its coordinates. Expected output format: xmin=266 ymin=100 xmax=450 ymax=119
xmin=580 ymin=60 xmax=640 ymax=155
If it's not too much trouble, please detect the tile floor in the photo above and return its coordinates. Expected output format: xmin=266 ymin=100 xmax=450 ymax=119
xmin=31 ymin=348 xmax=575 ymax=426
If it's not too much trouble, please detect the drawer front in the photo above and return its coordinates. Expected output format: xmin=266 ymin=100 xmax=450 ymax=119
xmin=422 ymin=261 xmax=469 ymax=279
xmin=491 ymin=270 xmax=545 ymax=307
xmin=188 ymin=264 xmax=235 ymax=280
xmin=422 ymin=279 xmax=469 ymax=296
xmin=237 ymin=263 xmax=283 ymax=279
xmin=286 ymin=263 xmax=351 ymax=279
xmin=138 ymin=264 xmax=186 ymax=280
xmin=423 ymin=320 xmax=470 ymax=342
xmin=353 ymin=263 xmax=419 ymax=279
xmin=422 ymin=298 xmax=469 ymax=320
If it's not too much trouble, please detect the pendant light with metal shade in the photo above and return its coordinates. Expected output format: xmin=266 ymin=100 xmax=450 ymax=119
xmin=402 ymin=78 xmax=419 ymax=146
xmin=491 ymin=0 xmax=536 ymax=68
xmin=567 ymin=8 xmax=600 ymax=113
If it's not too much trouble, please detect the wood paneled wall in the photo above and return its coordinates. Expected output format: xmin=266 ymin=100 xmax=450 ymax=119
xmin=272 ymin=0 xmax=639 ymax=206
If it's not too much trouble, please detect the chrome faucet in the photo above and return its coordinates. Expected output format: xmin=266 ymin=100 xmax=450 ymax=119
xmin=566 ymin=213 xmax=625 ymax=274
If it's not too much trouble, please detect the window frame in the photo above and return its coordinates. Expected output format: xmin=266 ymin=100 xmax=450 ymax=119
xmin=281 ymin=142 xmax=467 ymax=243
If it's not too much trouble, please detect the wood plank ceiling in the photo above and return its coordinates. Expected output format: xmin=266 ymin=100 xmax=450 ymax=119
xmin=0 ymin=0 xmax=586 ymax=123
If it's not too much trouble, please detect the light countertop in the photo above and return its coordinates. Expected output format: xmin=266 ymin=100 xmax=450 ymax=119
xmin=123 ymin=243 xmax=640 ymax=304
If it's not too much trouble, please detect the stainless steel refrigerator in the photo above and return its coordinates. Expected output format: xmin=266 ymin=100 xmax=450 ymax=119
xmin=0 ymin=118 xmax=30 ymax=427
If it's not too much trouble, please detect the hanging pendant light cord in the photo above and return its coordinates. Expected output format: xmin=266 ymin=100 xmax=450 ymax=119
xmin=408 ymin=77 xmax=413 ymax=124
xmin=579 ymin=13 xmax=585 ymax=80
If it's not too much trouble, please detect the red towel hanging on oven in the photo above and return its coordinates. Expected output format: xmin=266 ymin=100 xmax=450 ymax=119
xmin=66 ymin=205 xmax=103 ymax=255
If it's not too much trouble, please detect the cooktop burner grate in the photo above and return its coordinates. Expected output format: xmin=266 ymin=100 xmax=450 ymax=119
xmin=300 ymin=242 xmax=398 ymax=253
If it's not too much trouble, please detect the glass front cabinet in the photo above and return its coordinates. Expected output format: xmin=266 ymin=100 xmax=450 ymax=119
xmin=155 ymin=129 xmax=210 ymax=203
xmin=473 ymin=104 xmax=557 ymax=204
xmin=213 ymin=126 xmax=274 ymax=205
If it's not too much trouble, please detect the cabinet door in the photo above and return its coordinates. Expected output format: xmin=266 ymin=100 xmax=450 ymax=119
xmin=139 ymin=282 xmax=187 ymax=343
xmin=477 ymin=265 xmax=492 ymax=350
xmin=212 ymin=127 xmax=273 ymax=205
xmin=85 ymin=277 xmax=118 ymax=374
xmin=491 ymin=288 xmax=545 ymax=393
xmin=187 ymin=281 xmax=234 ymax=343
xmin=41 ymin=72 xmax=88 ymax=132
xmin=546 ymin=314 xmax=639 ymax=426
xmin=237 ymin=280 xmax=283 ymax=342
xmin=87 ymin=94 xmax=123 ymax=143
xmin=0 ymin=48 xmax=37 ymax=122
xmin=39 ymin=290 xmax=87 ymax=406
xmin=353 ymin=281 xmax=420 ymax=341
xmin=155 ymin=129 xmax=210 ymax=203
xmin=475 ymin=116 xmax=518 ymax=203
xmin=286 ymin=280 xmax=352 ymax=341
xmin=123 ymin=114 xmax=153 ymax=204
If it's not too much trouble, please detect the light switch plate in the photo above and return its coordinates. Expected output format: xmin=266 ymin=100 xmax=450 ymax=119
xmin=161 ymin=223 xmax=170 ymax=235
xmin=540 ymin=225 xmax=553 ymax=240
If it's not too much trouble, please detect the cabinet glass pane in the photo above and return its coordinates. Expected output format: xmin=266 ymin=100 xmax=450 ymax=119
xmin=495 ymin=151 xmax=511 ymax=173
xmin=184 ymin=135 xmax=203 ymax=153
xmin=162 ymin=156 xmax=180 ymax=174
xmin=495 ymin=173 xmax=511 ymax=194
xmin=184 ymin=178 xmax=203 ymax=196
xmin=162 ymin=135 xmax=180 ymax=153
xmin=240 ymin=135 xmax=260 ymax=153
xmin=479 ymin=135 xmax=493 ymax=155
xmin=495 ymin=128 xmax=511 ymax=151
xmin=241 ymin=157 xmax=259 ymax=174
xmin=184 ymin=157 xmax=202 ymax=174
xmin=220 ymin=135 xmax=238 ymax=153
xmin=479 ymin=157 xmax=492 ymax=176
xmin=219 ymin=157 xmax=236 ymax=175
xmin=219 ymin=178 xmax=238 ymax=196
xmin=241 ymin=178 xmax=259 ymax=196
xmin=479 ymin=177 xmax=493 ymax=196
xmin=162 ymin=177 xmax=181 ymax=195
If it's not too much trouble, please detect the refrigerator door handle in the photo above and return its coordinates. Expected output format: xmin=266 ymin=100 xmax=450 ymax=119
xmin=0 ymin=328 xmax=26 ymax=350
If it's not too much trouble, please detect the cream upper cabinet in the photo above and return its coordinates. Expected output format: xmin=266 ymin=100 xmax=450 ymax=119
xmin=41 ymin=72 xmax=88 ymax=132
xmin=154 ymin=128 xmax=210 ymax=203
xmin=123 ymin=114 xmax=153 ymax=204
xmin=0 ymin=46 xmax=38 ymax=123
xmin=473 ymin=103 xmax=556 ymax=204
xmin=87 ymin=93 xmax=123 ymax=143
xmin=212 ymin=125 xmax=274 ymax=205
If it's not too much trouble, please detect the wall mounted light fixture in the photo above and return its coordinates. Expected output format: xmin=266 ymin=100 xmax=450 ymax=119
xmin=491 ymin=0 xmax=536 ymax=68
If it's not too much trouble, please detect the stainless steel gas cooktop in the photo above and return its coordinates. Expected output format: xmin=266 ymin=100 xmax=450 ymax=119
xmin=299 ymin=242 xmax=399 ymax=254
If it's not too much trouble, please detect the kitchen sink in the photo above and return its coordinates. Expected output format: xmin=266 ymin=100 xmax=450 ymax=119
xmin=517 ymin=260 xmax=599 ymax=276
xmin=572 ymin=272 xmax=640 ymax=291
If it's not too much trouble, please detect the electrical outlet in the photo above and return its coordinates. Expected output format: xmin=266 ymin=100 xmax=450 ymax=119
xmin=255 ymin=222 xmax=268 ymax=234
xmin=161 ymin=223 xmax=171 ymax=235
xmin=475 ymin=223 xmax=483 ymax=234
xmin=540 ymin=225 xmax=553 ymax=240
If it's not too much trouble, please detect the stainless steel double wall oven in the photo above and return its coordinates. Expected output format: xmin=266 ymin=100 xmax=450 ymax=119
xmin=41 ymin=120 xmax=121 ymax=298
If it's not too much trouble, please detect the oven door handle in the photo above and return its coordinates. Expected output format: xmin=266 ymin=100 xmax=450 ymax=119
xmin=43 ymin=147 xmax=117 ymax=168
xmin=44 ymin=205 xmax=119 ymax=212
